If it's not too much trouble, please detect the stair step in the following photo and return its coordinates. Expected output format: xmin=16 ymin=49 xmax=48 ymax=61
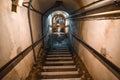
xmin=41 ymin=71 xmax=79 ymax=75
xmin=48 ymin=52 xmax=71 ymax=54
xmin=41 ymin=78 xmax=81 ymax=80
xmin=45 ymin=59 xmax=73 ymax=61
xmin=47 ymin=53 xmax=71 ymax=56
xmin=51 ymin=49 xmax=69 ymax=50
xmin=46 ymin=57 xmax=72 ymax=60
xmin=42 ymin=68 xmax=77 ymax=72
xmin=50 ymin=49 xmax=69 ymax=50
xmin=49 ymin=50 xmax=70 ymax=52
xmin=44 ymin=63 xmax=75 ymax=66
xmin=46 ymin=54 xmax=72 ymax=57
xmin=50 ymin=51 xmax=70 ymax=52
xmin=38 ymin=74 xmax=80 ymax=79
xmin=52 ymin=47 xmax=69 ymax=49
xmin=45 ymin=61 xmax=74 ymax=64
xmin=46 ymin=53 xmax=72 ymax=55
xmin=43 ymin=65 xmax=76 ymax=69
xmin=46 ymin=56 xmax=72 ymax=58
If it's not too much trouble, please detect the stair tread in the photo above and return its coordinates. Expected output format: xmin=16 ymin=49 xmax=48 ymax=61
xmin=50 ymin=51 xmax=70 ymax=52
xmin=47 ymin=53 xmax=71 ymax=55
xmin=47 ymin=54 xmax=72 ymax=56
xmin=44 ymin=63 xmax=75 ymax=66
xmin=51 ymin=49 xmax=69 ymax=50
xmin=41 ymin=78 xmax=81 ymax=80
xmin=41 ymin=71 xmax=79 ymax=75
xmin=41 ymin=71 xmax=79 ymax=76
xmin=45 ymin=59 xmax=73 ymax=61
xmin=50 ymin=50 xmax=69 ymax=51
xmin=43 ymin=65 xmax=76 ymax=69
xmin=46 ymin=57 xmax=72 ymax=60
xmin=46 ymin=54 xmax=72 ymax=57
xmin=46 ymin=56 xmax=72 ymax=58
xmin=48 ymin=52 xmax=71 ymax=53
xmin=42 ymin=68 xmax=77 ymax=72
xmin=38 ymin=74 xmax=80 ymax=79
xmin=45 ymin=61 xmax=74 ymax=64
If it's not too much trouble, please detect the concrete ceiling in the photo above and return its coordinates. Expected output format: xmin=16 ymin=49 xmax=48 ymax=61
xmin=37 ymin=0 xmax=81 ymax=13
xmin=36 ymin=0 xmax=97 ymax=13
xmin=30 ymin=0 xmax=98 ymax=13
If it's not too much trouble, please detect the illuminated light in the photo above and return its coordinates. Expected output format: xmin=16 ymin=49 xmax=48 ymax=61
xmin=49 ymin=27 xmax=52 ymax=34
xmin=47 ymin=10 xmax=70 ymax=26
xmin=46 ymin=10 xmax=70 ymax=35
xmin=58 ymin=27 xmax=61 ymax=32
xmin=18 ymin=0 xmax=23 ymax=6
xmin=57 ymin=12 xmax=60 ymax=15
xmin=65 ymin=27 xmax=69 ymax=33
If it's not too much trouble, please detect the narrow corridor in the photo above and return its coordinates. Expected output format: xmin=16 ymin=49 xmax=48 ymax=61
xmin=0 ymin=0 xmax=120 ymax=80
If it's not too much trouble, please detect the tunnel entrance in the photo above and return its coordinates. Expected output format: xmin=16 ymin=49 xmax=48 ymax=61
xmin=47 ymin=10 xmax=69 ymax=34
xmin=45 ymin=10 xmax=70 ymax=49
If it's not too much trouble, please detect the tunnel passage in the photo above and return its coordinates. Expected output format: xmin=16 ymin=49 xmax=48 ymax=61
xmin=45 ymin=10 xmax=70 ymax=49
xmin=0 ymin=0 xmax=120 ymax=80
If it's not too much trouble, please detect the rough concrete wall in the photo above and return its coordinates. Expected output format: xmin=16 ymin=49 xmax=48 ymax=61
xmin=0 ymin=0 xmax=42 ymax=80
xmin=76 ymin=20 xmax=120 ymax=80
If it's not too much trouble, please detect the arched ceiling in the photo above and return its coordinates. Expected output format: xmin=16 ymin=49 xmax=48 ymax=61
xmin=36 ymin=0 xmax=111 ymax=14
xmin=30 ymin=0 xmax=120 ymax=18
xmin=37 ymin=0 xmax=81 ymax=13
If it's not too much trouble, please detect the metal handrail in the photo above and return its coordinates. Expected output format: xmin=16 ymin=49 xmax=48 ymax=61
xmin=68 ymin=0 xmax=120 ymax=18
xmin=0 ymin=33 xmax=47 ymax=79
xmin=69 ymin=10 xmax=120 ymax=20
xmin=71 ymin=0 xmax=103 ymax=14
xmin=70 ymin=32 xmax=120 ymax=79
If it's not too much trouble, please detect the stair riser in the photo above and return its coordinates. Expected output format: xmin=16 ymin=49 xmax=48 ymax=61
xmin=37 ymin=74 xmax=80 ymax=79
xmin=41 ymin=78 xmax=81 ymax=80
xmin=44 ymin=63 xmax=75 ymax=66
xmin=49 ymin=51 xmax=70 ymax=53
xmin=41 ymin=68 xmax=77 ymax=72
xmin=45 ymin=59 xmax=73 ymax=61
xmin=46 ymin=54 xmax=72 ymax=57
xmin=45 ymin=61 xmax=74 ymax=64
xmin=46 ymin=57 xmax=72 ymax=60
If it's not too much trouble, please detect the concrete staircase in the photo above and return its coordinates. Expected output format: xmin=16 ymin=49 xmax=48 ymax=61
xmin=27 ymin=48 xmax=93 ymax=80
xmin=40 ymin=49 xmax=81 ymax=79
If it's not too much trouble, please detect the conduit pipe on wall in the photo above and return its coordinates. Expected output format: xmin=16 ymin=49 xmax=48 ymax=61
xmin=70 ymin=10 xmax=120 ymax=20
xmin=28 ymin=0 xmax=36 ymax=62
xmin=72 ymin=0 xmax=103 ymax=14
xmin=68 ymin=0 xmax=120 ymax=18
xmin=23 ymin=2 xmax=43 ymax=15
